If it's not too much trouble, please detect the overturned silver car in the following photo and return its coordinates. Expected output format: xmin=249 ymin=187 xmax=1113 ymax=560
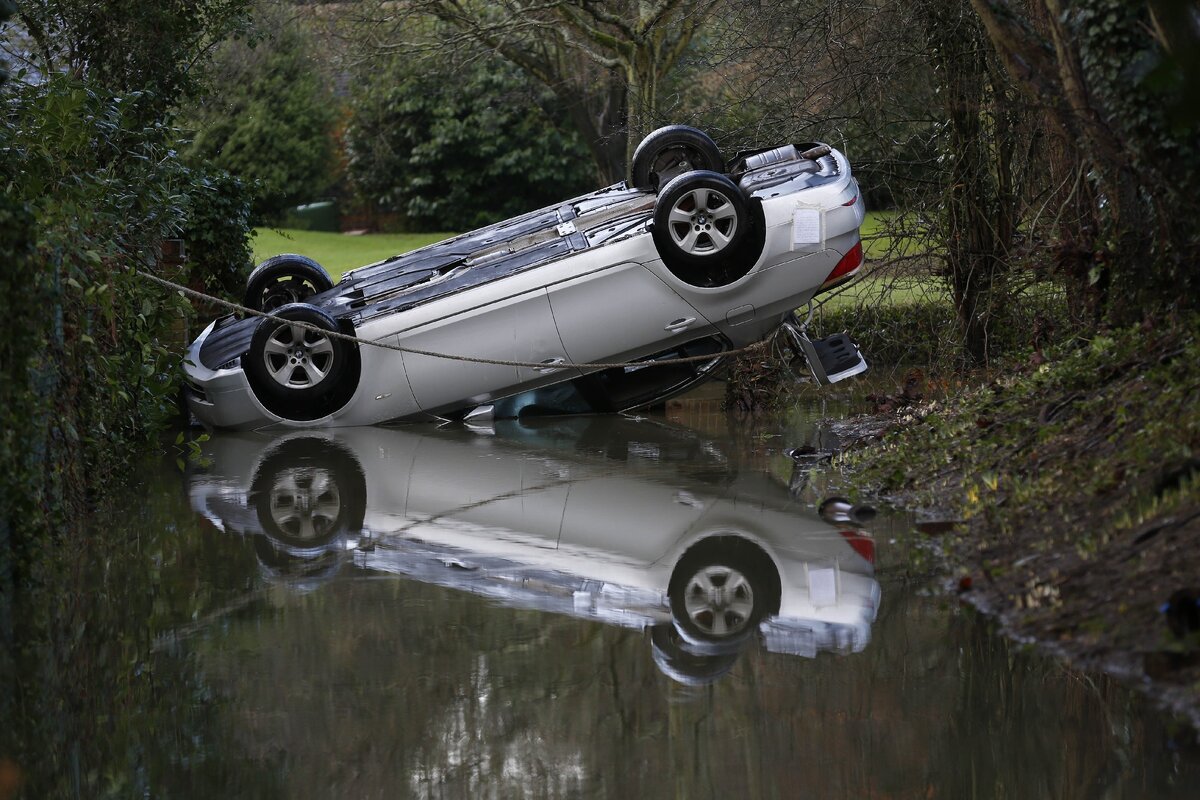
xmin=183 ymin=126 xmax=868 ymax=429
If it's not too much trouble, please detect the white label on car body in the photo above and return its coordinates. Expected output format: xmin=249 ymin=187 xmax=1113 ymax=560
xmin=792 ymin=208 xmax=823 ymax=247
xmin=809 ymin=566 xmax=838 ymax=607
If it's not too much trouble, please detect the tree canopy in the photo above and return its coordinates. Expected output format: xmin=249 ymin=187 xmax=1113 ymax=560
xmin=182 ymin=5 xmax=337 ymax=219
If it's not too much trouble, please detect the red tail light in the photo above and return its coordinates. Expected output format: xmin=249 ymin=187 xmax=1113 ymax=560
xmin=842 ymin=195 xmax=858 ymax=207
xmin=821 ymin=241 xmax=863 ymax=289
xmin=838 ymin=529 xmax=875 ymax=564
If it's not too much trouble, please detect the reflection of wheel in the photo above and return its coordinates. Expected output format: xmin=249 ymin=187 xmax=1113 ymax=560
xmin=651 ymin=171 xmax=750 ymax=286
xmin=250 ymin=437 xmax=366 ymax=550
xmin=263 ymin=465 xmax=342 ymax=542
xmin=244 ymin=303 xmax=360 ymax=420
xmin=649 ymin=624 xmax=740 ymax=686
xmin=631 ymin=125 xmax=724 ymax=191
xmin=244 ymin=254 xmax=334 ymax=312
xmin=669 ymin=537 xmax=780 ymax=645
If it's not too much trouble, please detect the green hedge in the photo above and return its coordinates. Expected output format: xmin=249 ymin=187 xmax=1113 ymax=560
xmin=0 ymin=77 xmax=253 ymax=564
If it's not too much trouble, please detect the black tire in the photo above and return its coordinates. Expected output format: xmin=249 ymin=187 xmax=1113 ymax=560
xmin=668 ymin=537 xmax=780 ymax=646
xmin=249 ymin=437 xmax=366 ymax=551
xmin=631 ymin=125 xmax=725 ymax=191
xmin=244 ymin=254 xmax=334 ymax=312
xmin=651 ymin=170 xmax=749 ymax=280
xmin=244 ymin=303 xmax=356 ymax=420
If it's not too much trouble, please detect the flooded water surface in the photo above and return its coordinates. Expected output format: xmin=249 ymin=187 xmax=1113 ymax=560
xmin=3 ymin=397 xmax=1198 ymax=798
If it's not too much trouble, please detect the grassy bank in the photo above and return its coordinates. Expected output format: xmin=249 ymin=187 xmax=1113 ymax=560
xmin=837 ymin=319 xmax=1200 ymax=726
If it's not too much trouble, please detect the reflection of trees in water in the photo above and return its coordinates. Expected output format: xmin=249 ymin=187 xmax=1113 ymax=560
xmin=715 ymin=587 xmax=1193 ymax=800
xmin=199 ymin=578 xmax=675 ymax=797
xmin=194 ymin=575 xmax=1200 ymax=799
xmin=938 ymin=610 xmax=1153 ymax=798
xmin=0 ymin=458 xmax=274 ymax=798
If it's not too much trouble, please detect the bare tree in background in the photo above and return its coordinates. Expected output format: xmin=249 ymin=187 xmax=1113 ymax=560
xmin=344 ymin=0 xmax=721 ymax=184
xmin=969 ymin=0 xmax=1200 ymax=322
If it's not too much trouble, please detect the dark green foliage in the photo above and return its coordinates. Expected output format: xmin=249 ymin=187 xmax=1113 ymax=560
xmin=0 ymin=73 xmax=262 ymax=793
xmin=0 ymin=78 xmax=190 ymax=473
xmin=0 ymin=76 xmax=254 ymax=651
xmin=1070 ymin=0 xmax=1200 ymax=314
xmin=16 ymin=0 xmax=252 ymax=120
xmin=183 ymin=14 xmax=336 ymax=220
xmin=346 ymin=55 xmax=596 ymax=231
xmin=179 ymin=167 xmax=256 ymax=299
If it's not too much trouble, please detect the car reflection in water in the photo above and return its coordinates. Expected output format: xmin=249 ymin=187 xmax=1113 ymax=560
xmin=186 ymin=416 xmax=880 ymax=685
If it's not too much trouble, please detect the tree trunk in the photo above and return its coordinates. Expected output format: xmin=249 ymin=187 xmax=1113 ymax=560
xmin=923 ymin=1 xmax=1019 ymax=365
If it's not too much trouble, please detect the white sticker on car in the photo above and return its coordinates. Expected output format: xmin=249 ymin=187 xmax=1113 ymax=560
xmin=809 ymin=566 xmax=838 ymax=606
xmin=792 ymin=208 xmax=822 ymax=247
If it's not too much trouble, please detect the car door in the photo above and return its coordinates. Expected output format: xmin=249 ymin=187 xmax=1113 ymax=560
xmin=556 ymin=473 xmax=711 ymax=567
xmin=397 ymin=287 xmax=572 ymax=413
xmin=400 ymin=430 xmax=571 ymax=557
xmin=545 ymin=261 xmax=713 ymax=367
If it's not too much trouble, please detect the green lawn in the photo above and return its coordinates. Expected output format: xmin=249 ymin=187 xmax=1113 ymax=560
xmin=861 ymin=210 xmax=926 ymax=261
xmin=818 ymin=274 xmax=948 ymax=311
xmin=252 ymin=228 xmax=455 ymax=280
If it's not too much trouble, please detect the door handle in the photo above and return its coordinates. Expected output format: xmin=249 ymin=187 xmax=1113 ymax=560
xmin=536 ymin=357 xmax=566 ymax=373
xmin=665 ymin=317 xmax=696 ymax=332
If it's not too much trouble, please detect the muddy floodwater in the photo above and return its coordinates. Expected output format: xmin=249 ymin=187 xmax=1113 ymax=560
xmin=3 ymin=391 xmax=1199 ymax=798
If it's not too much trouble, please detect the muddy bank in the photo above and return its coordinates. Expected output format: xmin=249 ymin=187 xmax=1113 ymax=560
xmin=831 ymin=320 xmax=1200 ymax=735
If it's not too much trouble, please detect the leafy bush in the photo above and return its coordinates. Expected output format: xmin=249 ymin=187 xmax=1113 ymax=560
xmin=182 ymin=8 xmax=336 ymax=221
xmin=15 ymin=0 xmax=253 ymax=123
xmin=0 ymin=76 xmax=253 ymax=555
xmin=346 ymin=54 xmax=596 ymax=231
xmin=179 ymin=166 xmax=256 ymax=298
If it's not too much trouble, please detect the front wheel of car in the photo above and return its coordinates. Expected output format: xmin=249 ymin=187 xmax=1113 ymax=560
xmin=244 ymin=303 xmax=359 ymax=420
xmin=631 ymin=125 xmax=725 ymax=191
xmin=244 ymin=254 xmax=334 ymax=312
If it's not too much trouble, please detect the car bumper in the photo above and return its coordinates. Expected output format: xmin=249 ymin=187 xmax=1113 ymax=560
xmin=183 ymin=320 xmax=275 ymax=429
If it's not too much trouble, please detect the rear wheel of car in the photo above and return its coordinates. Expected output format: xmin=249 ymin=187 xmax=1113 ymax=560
xmin=244 ymin=303 xmax=359 ymax=420
xmin=651 ymin=171 xmax=750 ymax=285
xmin=244 ymin=254 xmax=334 ymax=312
xmin=631 ymin=125 xmax=725 ymax=191
xmin=668 ymin=537 xmax=780 ymax=646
